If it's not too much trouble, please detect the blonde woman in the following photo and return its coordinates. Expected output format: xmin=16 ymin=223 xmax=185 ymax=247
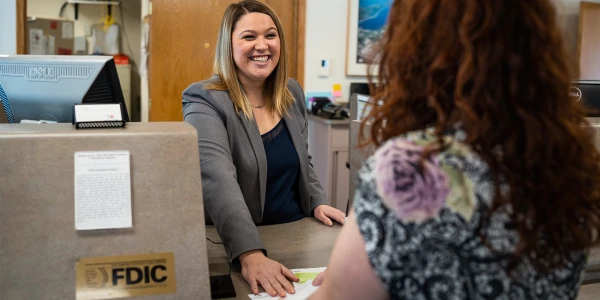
xmin=182 ymin=0 xmax=345 ymax=297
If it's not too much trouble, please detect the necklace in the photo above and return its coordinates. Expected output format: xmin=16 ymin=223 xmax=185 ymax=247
xmin=250 ymin=103 xmax=265 ymax=109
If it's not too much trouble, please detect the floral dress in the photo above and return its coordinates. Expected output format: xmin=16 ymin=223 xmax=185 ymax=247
xmin=354 ymin=129 xmax=587 ymax=300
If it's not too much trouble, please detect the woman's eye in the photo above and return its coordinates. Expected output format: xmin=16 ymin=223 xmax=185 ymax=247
xmin=243 ymin=35 xmax=255 ymax=40
xmin=266 ymin=34 xmax=277 ymax=38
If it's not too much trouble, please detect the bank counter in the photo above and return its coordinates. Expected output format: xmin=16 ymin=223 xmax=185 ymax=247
xmin=205 ymin=218 xmax=599 ymax=300
xmin=206 ymin=218 xmax=341 ymax=299
xmin=0 ymin=122 xmax=211 ymax=299
xmin=1 ymin=121 xmax=599 ymax=299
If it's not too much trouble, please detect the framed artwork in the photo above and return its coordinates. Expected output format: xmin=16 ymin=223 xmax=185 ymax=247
xmin=346 ymin=0 xmax=392 ymax=76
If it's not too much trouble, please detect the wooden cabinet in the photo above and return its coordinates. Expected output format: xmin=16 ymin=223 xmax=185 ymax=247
xmin=332 ymin=149 xmax=349 ymax=211
xmin=116 ymin=64 xmax=131 ymax=115
xmin=307 ymin=115 xmax=350 ymax=212
xmin=578 ymin=1 xmax=600 ymax=79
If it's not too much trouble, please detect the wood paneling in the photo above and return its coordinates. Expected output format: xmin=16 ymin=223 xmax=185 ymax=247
xmin=262 ymin=0 xmax=304 ymax=85
xmin=0 ymin=107 xmax=7 ymax=123
xmin=578 ymin=1 xmax=600 ymax=79
xmin=16 ymin=0 xmax=26 ymax=54
xmin=150 ymin=0 xmax=226 ymax=121
xmin=150 ymin=0 xmax=304 ymax=121
xmin=263 ymin=0 xmax=297 ymax=80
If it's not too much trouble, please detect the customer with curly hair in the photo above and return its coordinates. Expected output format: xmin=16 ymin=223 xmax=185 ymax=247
xmin=310 ymin=0 xmax=600 ymax=299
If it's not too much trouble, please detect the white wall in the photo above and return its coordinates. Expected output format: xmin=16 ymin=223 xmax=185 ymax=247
xmin=303 ymin=0 xmax=599 ymax=97
xmin=0 ymin=0 xmax=17 ymax=55
xmin=304 ymin=0 xmax=366 ymax=101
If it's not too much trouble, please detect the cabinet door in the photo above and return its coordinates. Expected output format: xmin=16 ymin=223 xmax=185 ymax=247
xmin=579 ymin=2 xmax=600 ymax=79
xmin=332 ymin=150 xmax=350 ymax=212
xmin=308 ymin=119 xmax=333 ymax=200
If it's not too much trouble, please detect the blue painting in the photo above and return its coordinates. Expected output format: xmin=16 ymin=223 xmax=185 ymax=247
xmin=356 ymin=0 xmax=392 ymax=64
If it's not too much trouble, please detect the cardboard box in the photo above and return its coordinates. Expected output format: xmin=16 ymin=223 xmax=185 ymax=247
xmin=26 ymin=17 xmax=74 ymax=55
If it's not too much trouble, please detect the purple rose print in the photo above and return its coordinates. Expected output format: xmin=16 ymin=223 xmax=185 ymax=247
xmin=374 ymin=139 xmax=450 ymax=222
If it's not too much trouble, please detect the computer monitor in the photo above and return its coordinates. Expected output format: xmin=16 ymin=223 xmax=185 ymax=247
xmin=0 ymin=55 xmax=129 ymax=123
xmin=350 ymin=93 xmax=369 ymax=121
xmin=349 ymin=93 xmax=383 ymax=122
xmin=572 ymin=80 xmax=600 ymax=117
xmin=350 ymin=82 xmax=370 ymax=96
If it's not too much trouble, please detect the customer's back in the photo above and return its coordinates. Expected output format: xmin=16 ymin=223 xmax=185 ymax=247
xmin=310 ymin=0 xmax=600 ymax=299
xmin=351 ymin=128 xmax=587 ymax=299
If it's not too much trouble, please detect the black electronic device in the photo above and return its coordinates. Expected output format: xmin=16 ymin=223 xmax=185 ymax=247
xmin=210 ymin=275 xmax=236 ymax=299
xmin=350 ymin=82 xmax=371 ymax=96
xmin=309 ymin=97 xmax=332 ymax=115
xmin=318 ymin=103 xmax=346 ymax=119
xmin=571 ymin=80 xmax=600 ymax=117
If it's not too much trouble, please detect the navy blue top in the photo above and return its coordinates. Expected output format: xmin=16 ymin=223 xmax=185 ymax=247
xmin=259 ymin=119 xmax=305 ymax=225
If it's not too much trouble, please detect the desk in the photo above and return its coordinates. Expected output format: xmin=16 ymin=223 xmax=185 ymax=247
xmin=206 ymin=218 xmax=342 ymax=300
xmin=584 ymin=246 xmax=600 ymax=283
xmin=578 ymin=282 xmax=600 ymax=300
xmin=206 ymin=218 xmax=600 ymax=299
xmin=0 ymin=123 xmax=211 ymax=299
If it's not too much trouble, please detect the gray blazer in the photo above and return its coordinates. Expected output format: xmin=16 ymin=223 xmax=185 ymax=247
xmin=182 ymin=77 xmax=328 ymax=261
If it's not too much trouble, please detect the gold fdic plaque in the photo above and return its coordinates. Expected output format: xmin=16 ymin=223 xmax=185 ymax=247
xmin=76 ymin=252 xmax=176 ymax=300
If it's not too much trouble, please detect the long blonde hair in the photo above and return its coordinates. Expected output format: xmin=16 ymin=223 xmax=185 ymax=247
xmin=206 ymin=0 xmax=293 ymax=119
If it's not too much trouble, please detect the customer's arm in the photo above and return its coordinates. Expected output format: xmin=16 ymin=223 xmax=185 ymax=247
xmin=183 ymin=87 xmax=264 ymax=261
xmin=309 ymin=212 xmax=388 ymax=300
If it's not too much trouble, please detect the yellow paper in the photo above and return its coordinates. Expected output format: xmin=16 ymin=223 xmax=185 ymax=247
xmin=333 ymin=84 xmax=343 ymax=97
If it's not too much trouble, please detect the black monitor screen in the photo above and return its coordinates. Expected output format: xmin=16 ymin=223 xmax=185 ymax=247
xmin=572 ymin=81 xmax=600 ymax=117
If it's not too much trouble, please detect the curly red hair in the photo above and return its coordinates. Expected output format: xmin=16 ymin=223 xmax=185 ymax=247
xmin=363 ymin=0 xmax=600 ymax=270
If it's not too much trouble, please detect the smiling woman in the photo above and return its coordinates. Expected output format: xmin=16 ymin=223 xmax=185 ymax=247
xmin=181 ymin=0 xmax=346 ymax=298
xmin=204 ymin=1 xmax=293 ymax=120
xmin=232 ymin=13 xmax=281 ymax=91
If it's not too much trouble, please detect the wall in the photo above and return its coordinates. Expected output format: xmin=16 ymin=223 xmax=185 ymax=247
xmin=554 ymin=0 xmax=600 ymax=77
xmin=554 ymin=0 xmax=584 ymax=60
xmin=0 ymin=0 xmax=17 ymax=55
xmin=304 ymin=0 xmax=364 ymax=101
xmin=27 ymin=0 xmax=142 ymax=121
xmin=303 ymin=0 xmax=600 ymax=99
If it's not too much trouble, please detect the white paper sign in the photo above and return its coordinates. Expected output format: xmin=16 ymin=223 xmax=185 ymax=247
xmin=74 ymin=151 xmax=132 ymax=230
xmin=74 ymin=104 xmax=123 ymax=122
xmin=29 ymin=29 xmax=45 ymax=55
xmin=62 ymin=22 xmax=74 ymax=39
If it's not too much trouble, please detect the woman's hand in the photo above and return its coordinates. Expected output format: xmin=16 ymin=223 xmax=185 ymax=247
xmin=239 ymin=250 xmax=299 ymax=297
xmin=313 ymin=205 xmax=346 ymax=226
